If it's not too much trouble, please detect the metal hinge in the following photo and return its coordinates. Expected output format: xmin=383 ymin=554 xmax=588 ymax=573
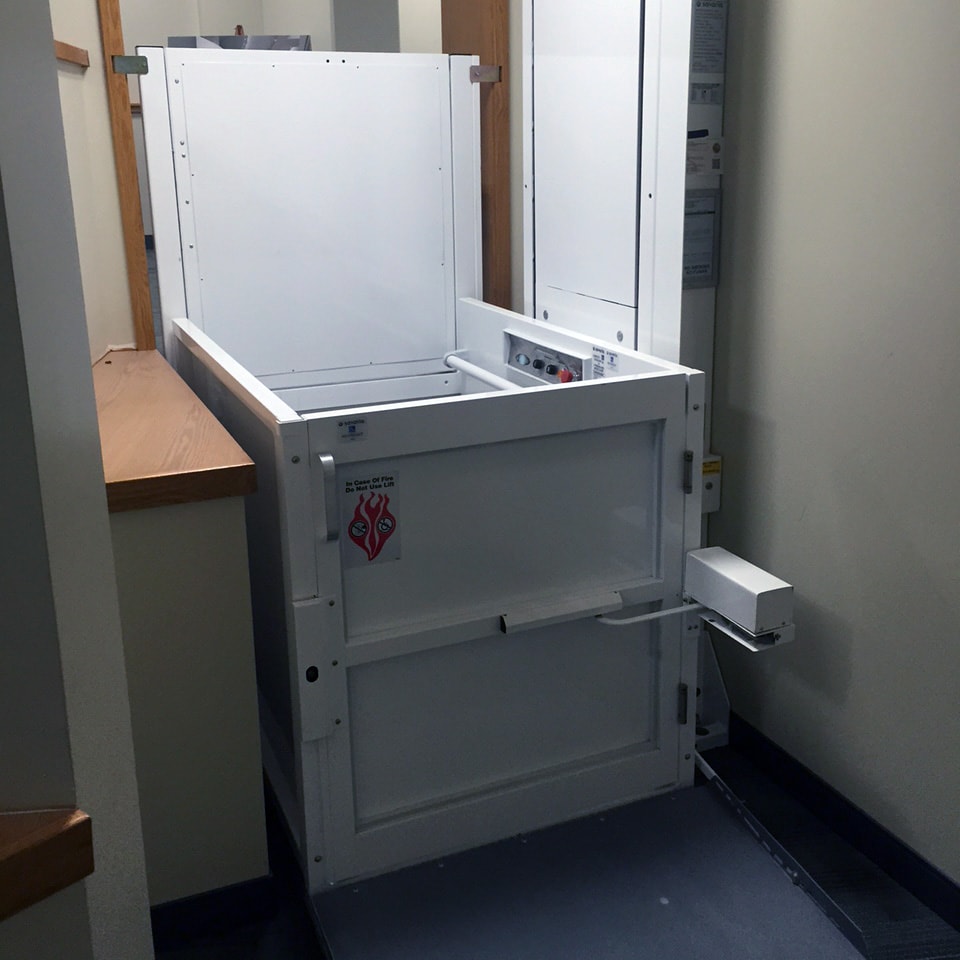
xmin=469 ymin=64 xmax=501 ymax=83
xmin=683 ymin=450 xmax=694 ymax=494
xmin=112 ymin=55 xmax=148 ymax=76
xmin=678 ymin=683 xmax=689 ymax=724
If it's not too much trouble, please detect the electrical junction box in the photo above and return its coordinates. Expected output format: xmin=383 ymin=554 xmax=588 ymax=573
xmin=685 ymin=546 xmax=793 ymax=635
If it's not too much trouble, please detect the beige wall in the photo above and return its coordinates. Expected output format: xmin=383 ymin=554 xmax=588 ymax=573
xmin=112 ymin=498 xmax=268 ymax=905
xmin=50 ymin=0 xmax=136 ymax=359
xmin=261 ymin=0 xmax=333 ymax=49
xmin=398 ymin=0 xmax=441 ymax=53
xmin=712 ymin=1 xmax=960 ymax=882
xmin=119 ymin=0 xmax=334 ymax=63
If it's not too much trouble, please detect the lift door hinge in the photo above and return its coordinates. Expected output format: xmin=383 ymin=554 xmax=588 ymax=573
xmin=683 ymin=450 xmax=695 ymax=494
xmin=469 ymin=64 xmax=501 ymax=83
xmin=112 ymin=55 xmax=148 ymax=75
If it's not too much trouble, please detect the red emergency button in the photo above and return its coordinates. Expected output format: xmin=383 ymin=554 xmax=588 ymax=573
xmin=557 ymin=369 xmax=574 ymax=383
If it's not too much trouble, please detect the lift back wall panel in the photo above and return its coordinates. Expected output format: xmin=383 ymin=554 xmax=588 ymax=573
xmin=168 ymin=51 xmax=455 ymax=378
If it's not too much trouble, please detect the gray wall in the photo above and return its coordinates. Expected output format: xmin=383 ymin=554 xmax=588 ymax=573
xmin=0 ymin=3 xmax=154 ymax=955
xmin=333 ymin=0 xmax=400 ymax=51
xmin=712 ymin=1 xmax=960 ymax=882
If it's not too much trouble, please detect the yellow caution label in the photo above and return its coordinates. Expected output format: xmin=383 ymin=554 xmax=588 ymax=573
xmin=702 ymin=460 xmax=722 ymax=476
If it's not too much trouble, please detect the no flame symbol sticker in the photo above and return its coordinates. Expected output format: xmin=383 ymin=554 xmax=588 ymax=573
xmin=348 ymin=493 xmax=396 ymax=561
xmin=341 ymin=471 xmax=401 ymax=566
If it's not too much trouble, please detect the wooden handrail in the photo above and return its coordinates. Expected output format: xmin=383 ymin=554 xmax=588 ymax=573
xmin=0 ymin=809 xmax=94 ymax=922
xmin=54 ymin=41 xmax=90 ymax=68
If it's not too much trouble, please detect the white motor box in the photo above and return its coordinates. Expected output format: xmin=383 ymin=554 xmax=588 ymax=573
xmin=685 ymin=547 xmax=793 ymax=635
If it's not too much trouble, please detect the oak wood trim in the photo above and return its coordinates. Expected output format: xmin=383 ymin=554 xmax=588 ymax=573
xmin=442 ymin=0 xmax=512 ymax=309
xmin=95 ymin=0 xmax=155 ymax=350
xmin=93 ymin=350 xmax=256 ymax=513
xmin=54 ymin=41 xmax=90 ymax=69
xmin=0 ymin=810 xmax=94 ymax=922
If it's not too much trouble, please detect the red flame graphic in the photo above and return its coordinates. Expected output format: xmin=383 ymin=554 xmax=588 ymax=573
xmin=347 ymin=493 xmax=396 ymax=561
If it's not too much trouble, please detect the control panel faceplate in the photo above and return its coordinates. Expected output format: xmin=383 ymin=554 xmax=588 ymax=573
xmin=506 ymin=333 xmax=587 ymax=384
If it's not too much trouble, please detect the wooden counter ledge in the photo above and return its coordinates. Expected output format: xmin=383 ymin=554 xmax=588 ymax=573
xmin=0 ymin=809 xmax=93 ymax=922
xmin=94 ymin=350 xmax=256 ymax=512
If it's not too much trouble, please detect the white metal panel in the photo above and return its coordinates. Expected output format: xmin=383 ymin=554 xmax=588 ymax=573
xmin=448 ymin=56 xmax=482 ymax=306
xmin=521 ymin=0 xmax=534 ymax=316
xmin=138 ymin=47 xmax=188 ymax=358
xmin=164 ymin=49 xmax=457 ymax=378
xmin=324 ymin=613 xmax=683 ymax=883
xmin=531 ymin=0 xmax=641 ymax=309
xmin=336 ymin=423 xmax=661 ymax=639
xmin=348 ymin=621 xmax=663 ymax=826
xmin=454 ymin=297 xmax=674 ymax=378
xmin=523 ymin=0 xmax=692 ymax=359
xmin=637 ymin=0 xmax=694 ymax=360
xmin=534 ymin=285 xmax=637 ymax=347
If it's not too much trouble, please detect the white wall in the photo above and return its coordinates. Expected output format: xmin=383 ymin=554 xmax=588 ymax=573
xmin=0 ymin=4 xmax=154 ymax=957
xmin=712 ymin=0 xmax=960 ymax=883
xmin=50 ymin=0 xmax=136 ymax=359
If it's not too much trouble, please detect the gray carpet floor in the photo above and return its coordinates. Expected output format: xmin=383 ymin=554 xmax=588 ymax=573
xmin=314 ymin=784 xmax=862 ymax=960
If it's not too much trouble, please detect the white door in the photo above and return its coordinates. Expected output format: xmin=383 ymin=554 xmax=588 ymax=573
xmin=301 ymin=327 xmax=699 ymax=884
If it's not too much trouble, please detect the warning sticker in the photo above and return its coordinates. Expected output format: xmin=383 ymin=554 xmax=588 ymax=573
xmin=691 ymin=0 xmax=728 ymax=74
xmin=592 ymin=346 xmax=620 ymax=379
xmin=341 ymin=471 xmax=400 ymax=566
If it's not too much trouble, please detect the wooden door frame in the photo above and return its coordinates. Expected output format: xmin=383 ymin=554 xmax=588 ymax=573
xmin=96 ymin=0 xmax=155 ymax=350
xmin=441 ymin=0 xmax=511 ymax=310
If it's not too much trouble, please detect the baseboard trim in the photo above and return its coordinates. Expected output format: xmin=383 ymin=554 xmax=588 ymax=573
xmin=150 ymin=873 xmax=277 ymax=949
xmin=729 ymin=713 xmax=960 ymax=932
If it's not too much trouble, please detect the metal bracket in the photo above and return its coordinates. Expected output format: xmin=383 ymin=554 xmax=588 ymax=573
xmin=112 ymin=55 xmax=148 ymax=76
xmin=469 ymin=64 xmax=501 ymax=84
xmin=683 ymin=450 xmax=694 ymax=494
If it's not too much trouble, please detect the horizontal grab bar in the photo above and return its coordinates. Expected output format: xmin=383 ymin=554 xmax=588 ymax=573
xmin=444 ymin=352 xmax=519 ymax=392
xmin=596 ymin=603 xmax=705 ymax=626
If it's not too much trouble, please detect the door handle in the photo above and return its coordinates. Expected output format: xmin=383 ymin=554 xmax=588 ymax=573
xmin=316 ymin=453 xmax=339 ymax=542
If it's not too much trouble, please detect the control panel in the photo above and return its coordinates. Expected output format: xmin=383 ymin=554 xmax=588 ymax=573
xmin=506 ymin=333 xmax=587 ymax=385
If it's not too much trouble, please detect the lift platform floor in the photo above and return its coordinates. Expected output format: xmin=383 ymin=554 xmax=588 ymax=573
xmin=312 ymin=783 xmax=862 ymax=960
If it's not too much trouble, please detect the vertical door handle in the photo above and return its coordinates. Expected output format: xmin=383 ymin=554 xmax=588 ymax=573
xmin=316 ymin=453 xmax=339 ymax=541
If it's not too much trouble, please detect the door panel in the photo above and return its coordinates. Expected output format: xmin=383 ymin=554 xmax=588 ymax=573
xmin=532 ymin=0 xmax=641 ymax=309
xmin=306 ymin=353 xmax=691 ymax=884
xmin=337 ymin=423 xmax=660 ymax=640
